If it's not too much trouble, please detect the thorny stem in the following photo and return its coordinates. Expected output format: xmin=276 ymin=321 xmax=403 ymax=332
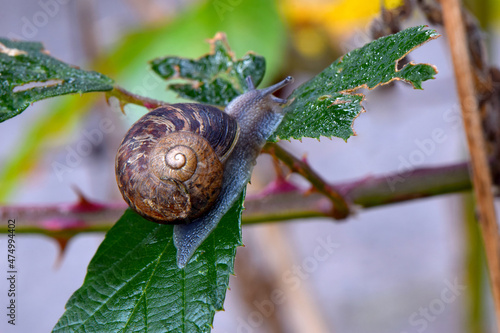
xmin=0 ymin=160 xmax=473 ymax=235
xmin=105 ymin=86 xmax=167 ymax=111
xmin=262 ymin=143 xmax=351 ymax=219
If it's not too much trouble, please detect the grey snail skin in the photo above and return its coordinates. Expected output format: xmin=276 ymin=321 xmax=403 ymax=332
xmin=115 ymin=76 xmax=294 ymax=268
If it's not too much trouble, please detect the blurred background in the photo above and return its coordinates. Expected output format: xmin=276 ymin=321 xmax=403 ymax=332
xmin=1 ymin=0 xmax=500 ymax=332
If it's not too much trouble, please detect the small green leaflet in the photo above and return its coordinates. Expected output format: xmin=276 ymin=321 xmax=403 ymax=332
xmin=53 ymin=193 xmax=244 ymax=333
xmin=0 ymin=38 xmax=113 ymax=122
xmin=272 ymin=26 xmax=439 ymax=141
xmin=150 ymin=33 xmax=266 ymax=106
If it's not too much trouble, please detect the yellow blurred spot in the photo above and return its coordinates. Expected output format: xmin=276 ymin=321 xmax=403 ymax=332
xmin=492 ymin=1 xmax=500 ymax=22
xmin=293 ymin=27 xmax=326 ymax=58
xmin=281 ymin=0 xmax=404 ymax=35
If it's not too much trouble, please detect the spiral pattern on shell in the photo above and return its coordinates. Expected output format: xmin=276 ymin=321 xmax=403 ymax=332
xmin=115 ymin=104 xmax=239 ymax=224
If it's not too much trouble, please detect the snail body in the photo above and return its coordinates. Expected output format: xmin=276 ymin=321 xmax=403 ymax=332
xmin=115 ymin=76 xmax=293 ymax=267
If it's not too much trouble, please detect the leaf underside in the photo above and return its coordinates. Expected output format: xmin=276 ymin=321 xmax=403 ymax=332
xmin=150 ymin=33 xmax=266 ymax=106
xmin=53 ymin=194 xmax=244 ymax=333
xmin=272 ymin=25 xmax=439 ymax=141
xmin=0 ymin=38 xmax=113 ymax=122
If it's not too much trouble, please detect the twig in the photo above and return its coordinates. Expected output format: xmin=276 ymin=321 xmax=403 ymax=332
xmin=262 ymin=143 xmax=351 ymax=219
xmin=0 ymin=161 xmax=473 ymax=233
xmin=105 ymin=86 xmax=168 ymax=111
xmin=249 ymin=224 xmax=332 ymax=333
xmin=76 ymin=0 xmax=98 ymax=61
xmin=441 ymin=0 xmax=500 ymax=326
xmin=234 ymin=241 xmax=288 ymax=333
xmin=125 ymin=0 xmax=167 ymax=23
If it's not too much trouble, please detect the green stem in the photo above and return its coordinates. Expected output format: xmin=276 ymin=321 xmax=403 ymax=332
xmin=105 ymin=86 xmax=167 ymax=110
xmin=262 ymin=143 xmax=351 ymax=219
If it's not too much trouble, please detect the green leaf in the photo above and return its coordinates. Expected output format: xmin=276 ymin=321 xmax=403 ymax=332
xmin=53 ymin=193 xmax=244 ymax=333
xmin=150 ymin=33 xmax=266 ymax=106
xmin=272 ymin=25 xmax=439 ymax=141
xmin=0 ymin=38 xmax=113 ymax=122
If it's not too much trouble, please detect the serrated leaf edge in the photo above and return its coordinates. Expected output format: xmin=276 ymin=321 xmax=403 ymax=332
xmin=277 ymin=27 xmax=440 ymax=142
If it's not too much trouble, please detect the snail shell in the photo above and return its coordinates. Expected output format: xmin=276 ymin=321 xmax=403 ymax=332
xmin=115 ymin=104 xmax=239 ymax=224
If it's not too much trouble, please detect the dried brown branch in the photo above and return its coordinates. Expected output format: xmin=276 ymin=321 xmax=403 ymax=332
xmin=441 ymin=0 xmax=500 ymax=326
xmin=245 ymin=225 xmax=332 ymax=333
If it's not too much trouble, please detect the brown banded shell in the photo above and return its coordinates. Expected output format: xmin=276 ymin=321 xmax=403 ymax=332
xmin=115 ymin=104 xmax=239 ymax=224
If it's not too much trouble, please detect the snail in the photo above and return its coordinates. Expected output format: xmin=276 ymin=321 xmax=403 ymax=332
xmin=115 ymin=75 xmax=294 ymax=267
